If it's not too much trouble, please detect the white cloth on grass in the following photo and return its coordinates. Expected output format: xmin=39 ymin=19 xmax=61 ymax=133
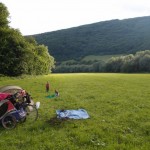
xmin=56 ymin=109 xmax=90 ymax=119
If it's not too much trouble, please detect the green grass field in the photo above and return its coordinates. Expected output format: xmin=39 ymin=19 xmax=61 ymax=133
xmin=0 ymin=73 xmax=150 ymax=150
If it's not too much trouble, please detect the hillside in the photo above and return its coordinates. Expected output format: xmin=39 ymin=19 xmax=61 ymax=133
xmin=33 ymin=16 xmax=150 ymax=62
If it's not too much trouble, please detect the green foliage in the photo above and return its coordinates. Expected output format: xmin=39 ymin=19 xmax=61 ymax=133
xmin=0 ymin=3 xmax=9 ymax=27
xmin=0 ymin=73 xmax=150 ymax=150
xmin=33 ymin=16 xmax=150 ymax=62
xmin=33 ymin=16 xmax=150 ymax=73
xmin=105 ymin=50 xmax=150 ymax=72
xmin=0 ymin=28 xmax=26 ymax=76
xmin=23 ymin=37 xmax=55 ymax=75
xmin=54 ymin=50 xmax=150 ymax=73
xmin=0 ymin=3 xmax=54 ymax=76
xmin=53 ymin=55 xmax=119 ymax=73
xmin=82 ymin=54 xmax=123 ymax=62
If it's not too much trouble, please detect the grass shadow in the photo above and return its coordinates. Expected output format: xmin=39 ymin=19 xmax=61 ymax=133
xmin=0 ymin=124 xmax=4 ymax=130
xmin=47 ymin=116 xmax=69 ymax=128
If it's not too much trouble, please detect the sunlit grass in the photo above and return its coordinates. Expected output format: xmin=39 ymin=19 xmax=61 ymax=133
xmin=0 ymin=73 xmax=150 ymax=150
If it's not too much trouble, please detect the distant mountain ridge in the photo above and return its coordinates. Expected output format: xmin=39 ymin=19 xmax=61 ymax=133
xmin=33 ymin=16 xmax=150 ymax=61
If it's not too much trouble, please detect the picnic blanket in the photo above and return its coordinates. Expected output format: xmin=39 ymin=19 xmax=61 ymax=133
xmin=56 ymin=109 xmax=90 ymax=119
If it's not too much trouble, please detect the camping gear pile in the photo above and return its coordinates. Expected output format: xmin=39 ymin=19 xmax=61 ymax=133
xmin=0 ymin=86 xmax=38 ymax=129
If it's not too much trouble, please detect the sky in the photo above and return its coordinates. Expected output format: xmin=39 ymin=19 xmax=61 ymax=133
xmin=1 ymin=0 xmax=150 ymax=35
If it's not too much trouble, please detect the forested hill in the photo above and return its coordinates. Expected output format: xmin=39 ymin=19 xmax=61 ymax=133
xmin=33 ymin=16 xmax=150 ymax=61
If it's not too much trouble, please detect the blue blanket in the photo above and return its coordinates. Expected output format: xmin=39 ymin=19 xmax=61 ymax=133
xmin=56 ymin=109 xmax=90 ymax=119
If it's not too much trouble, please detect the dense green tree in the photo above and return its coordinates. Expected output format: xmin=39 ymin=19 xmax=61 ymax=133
xmin=139 ymin=54 xmax=150 ymax=71
xmin=33 ymin=16 xmax=150 ymax=72
xmin=34 ymin=16 xmax=150 ymax=63
xmin=105 ymin=50 xmax=150 ymax=73
xmin=0 ymin=28 xmax=27 ymax=75
xmin=121 ymin=54 xmax=134 ymax=72
xmin=0 ymin=3 xmax=54 ymax=76
xmin=0 ymin=3 xmax=9 ymax=27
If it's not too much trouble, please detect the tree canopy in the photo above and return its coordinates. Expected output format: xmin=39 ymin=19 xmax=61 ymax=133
xmin=33 ymin=16 xmax=150 ymax=73
xmin=105 ymin=50 xmax=150 ymax=73
xmin=33 ymin=16 xmax=150 ymax=62
xmin=0 ymin=3 xmax=54 ymax=76
xmin=0 ymin=3 xmax=9 ymax=27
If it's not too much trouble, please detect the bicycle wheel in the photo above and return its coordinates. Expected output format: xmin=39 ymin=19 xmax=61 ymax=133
xmin=2 ymin=114 xmax=17 ymax=129
xmin=25 ymin=104 xmax=38 ymax=123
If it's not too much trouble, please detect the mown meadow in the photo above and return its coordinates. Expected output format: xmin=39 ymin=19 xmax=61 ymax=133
xmin=0 ymin=73 xmax=150 ymax=150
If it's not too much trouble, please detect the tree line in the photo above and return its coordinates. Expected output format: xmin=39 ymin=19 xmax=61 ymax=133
xmin=105 ymin=50 xmax=150 ymax=73
xmin=53 ymin=50 xmax=150 ymax=73
xmin=34 ymin=16 xmax=150 ymax=62
xmin=0 ymin=3 xmax=54 ymax=76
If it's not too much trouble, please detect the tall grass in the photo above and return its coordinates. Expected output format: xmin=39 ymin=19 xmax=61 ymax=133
xmin=0 ymin=73 xmax=150 ymax=150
